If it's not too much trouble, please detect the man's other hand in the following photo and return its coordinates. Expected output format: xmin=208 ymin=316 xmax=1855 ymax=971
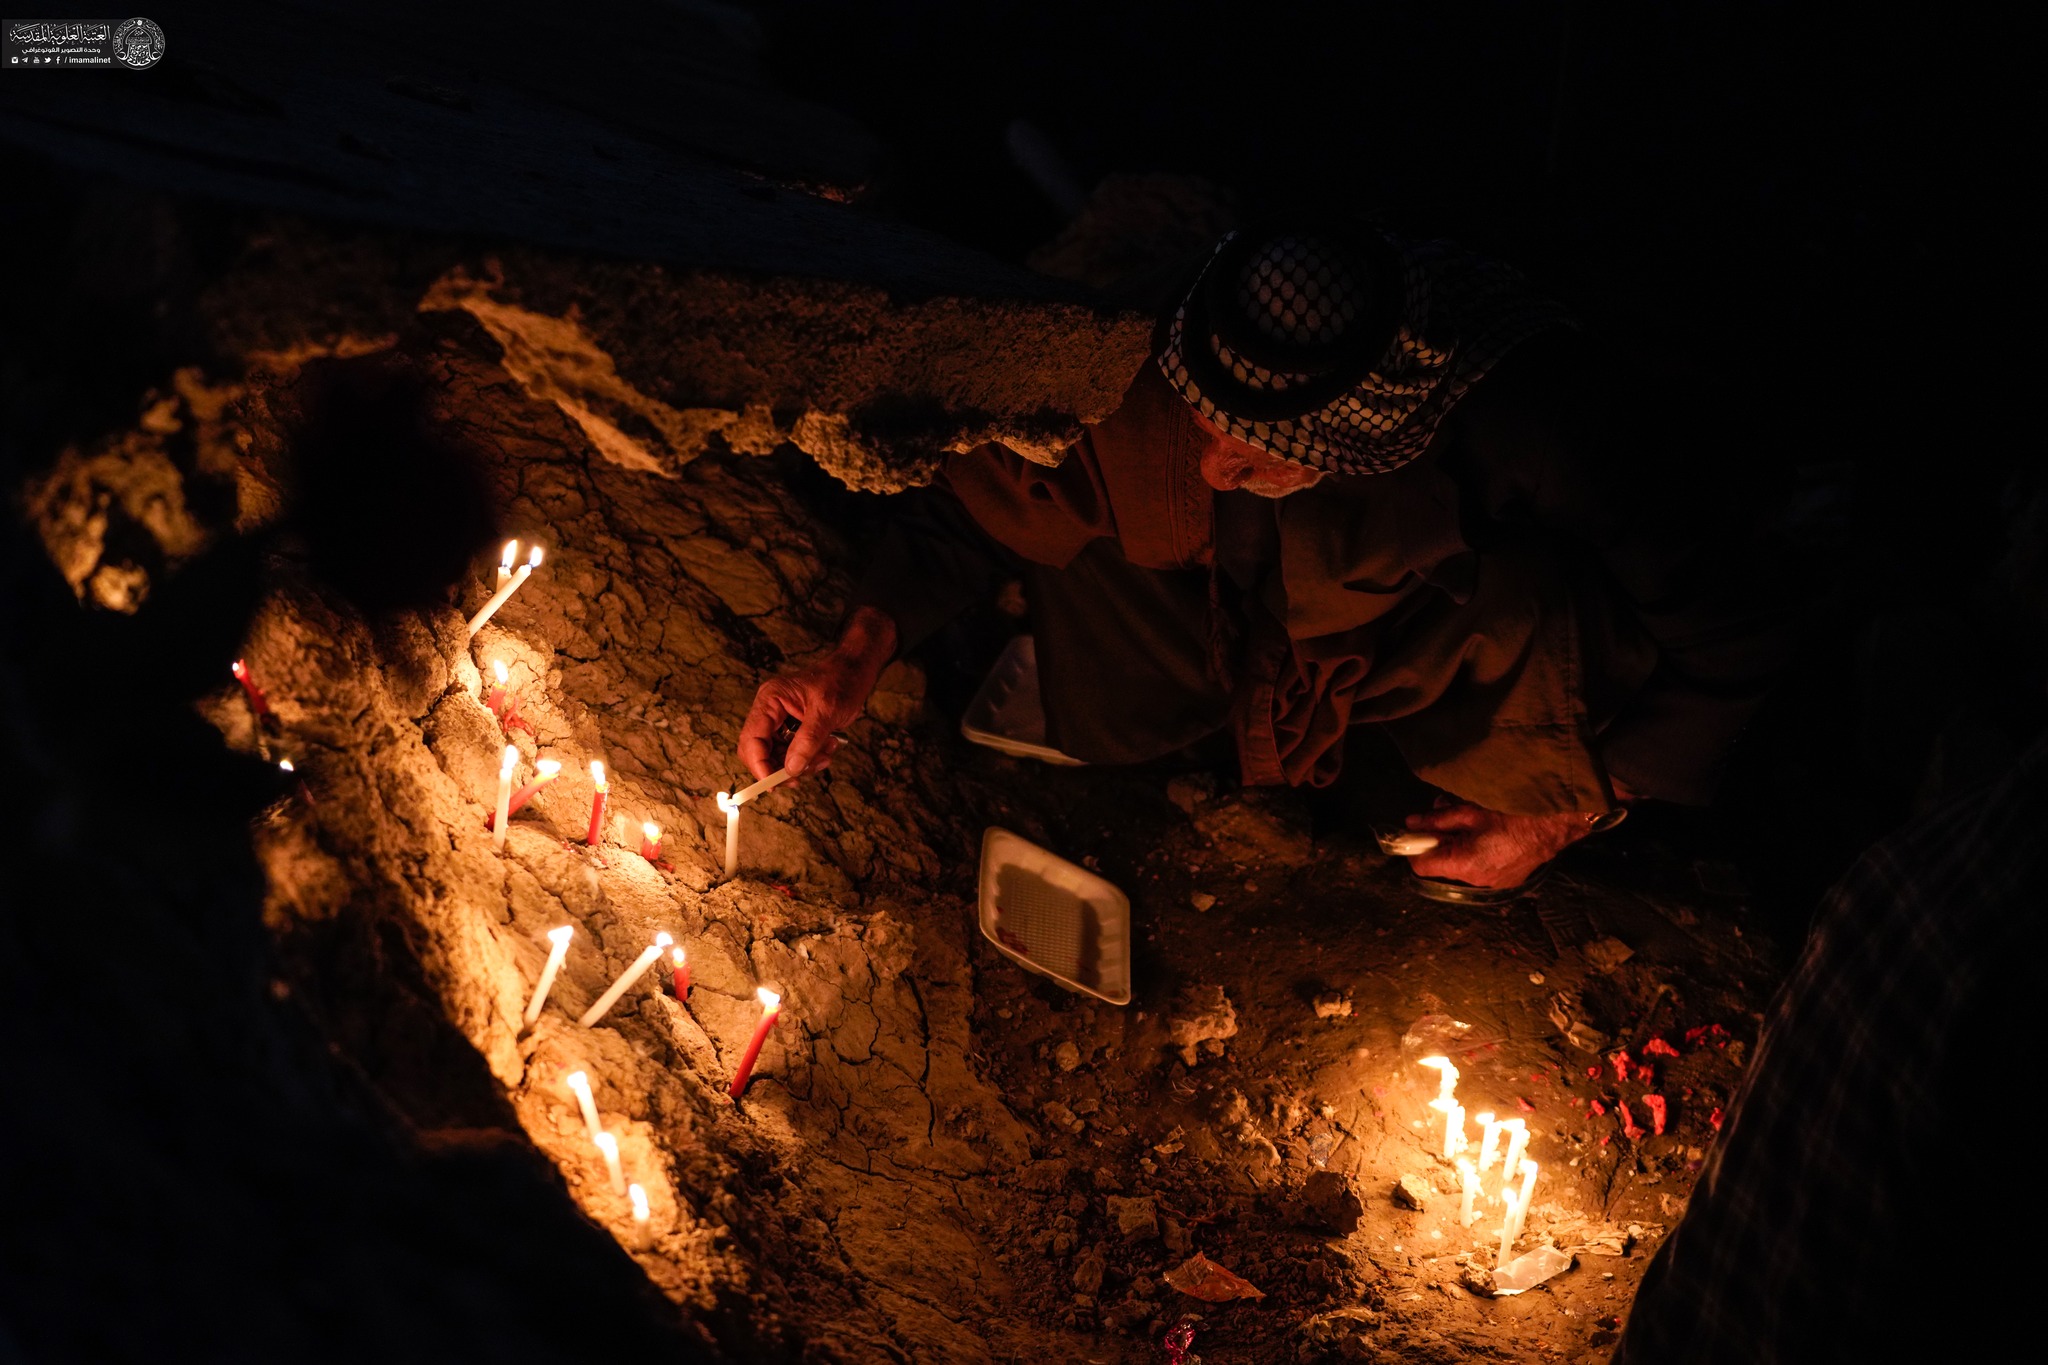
xmin=738 ymin=606 xmax=898 ymax=782
xmin=1402 ymin=801 xmax=1594 ymax=889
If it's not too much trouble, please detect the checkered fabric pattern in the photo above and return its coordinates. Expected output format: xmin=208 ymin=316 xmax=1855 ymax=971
xmin=1158 ymin=228 xmax=1572 ymax=475
xmin=1612 ymin=732 xmax=2046 ymax=1363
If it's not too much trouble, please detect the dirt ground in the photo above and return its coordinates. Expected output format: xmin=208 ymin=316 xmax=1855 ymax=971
xmin=25 ymin=302 xmax=1774 ymax=1364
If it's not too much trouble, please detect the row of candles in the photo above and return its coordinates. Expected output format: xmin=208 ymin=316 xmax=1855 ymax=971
xmin=475 ymin=539 xmax=786 ymax=876
xmin=1419 ymin=1056 xmax=1543 ymax=1267
xmin=525 ymin=923 xmax=785 ymax=1100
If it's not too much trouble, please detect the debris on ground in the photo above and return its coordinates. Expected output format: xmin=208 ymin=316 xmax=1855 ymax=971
xmin=1391 ymin=1174 xmax=1431 ymax=1210
xmin=1583 ymin=937 xmax=1637 ymax=972
xmin=1164 ymin=1253 xmax=1264 ymax=1302
xmin=1108 ymin=1195 xmax=1159 ymax=1240
xmin=1167 ymin=985 xmax=1239 ymax=1064
xmin=1312 ymin=991 xmax=1353 ymax=1019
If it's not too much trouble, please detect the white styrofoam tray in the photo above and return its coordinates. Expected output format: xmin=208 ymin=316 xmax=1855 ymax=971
xmin=977 ymin=827 xmax=1131 ymax=1005
xmin=960 ymin=634 xmax=1084 ymax=766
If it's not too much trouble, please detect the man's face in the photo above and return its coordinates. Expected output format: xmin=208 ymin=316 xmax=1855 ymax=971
xmin=1187 ymin=404 xmax=1327 ymax=498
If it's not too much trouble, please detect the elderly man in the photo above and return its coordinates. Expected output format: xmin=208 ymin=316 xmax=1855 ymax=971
xmin=741 ymin=222 xmax=1792 ymax=892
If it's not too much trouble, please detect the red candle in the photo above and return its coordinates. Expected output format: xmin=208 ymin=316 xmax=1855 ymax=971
xmin=485 ymin=659 xmax=510 ymax=717
xmin=670 ymin=946 xmax=690 ymax=1002
xmin=728 ymin=986 xmax=782 ymax=1099
xmin=639 ymin=821 xmax=662 ymax=861
xmin=230 ymin=659 xmax=272 ymax=718
xmin=585 ymin=760 xmax=608 ymax=847
xmin=485 ymin=759 xmax=562 ymax=829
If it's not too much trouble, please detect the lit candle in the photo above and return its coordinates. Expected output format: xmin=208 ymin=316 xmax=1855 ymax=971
xmin=717 ymin=791 xmax=740 ymax=879
xmin=629 ymin=1182 xmax=650 ymax=1224
xmin=1438 ymin=1100 xmax=1466 ymax=1160
xmin=497 ymin=539 xmax=519 ymax=588
xmin=278 ymin=758 xmax=295 ymax=773
xmin=230 ymin=658 xmax=273 ymax=719
xmin=565 ymin=1069 xmax=602 ymax=1143
xmin=492 ymin=744 xmax=518 ymax=851
xmin=1475 ymin=1111 xmax=1502 ymax=1171
xmin=489 ymin=757 xmax=563 ymax=830
xmin=1418 ymin=1055 xmax=1459 ymax=1107
xmin=639 ymin=820 xmax=662 ymax=861
xmin=578 ymin=931 xmax=673 ymax=1027
xmin=670 ymin=946 xmax=690 ymax=1002
xmin=1457 ymin=1157 xmax=1480 ymax=1226
xmin=467 ymin=544 xmax=543 ymax=637
xmin=1500 ymin=1157 xmax=1540 ymax=1259
xmin=585 ymin=761 xmax=608 ymax=847
xmin=1499 ymin=1119 xmax=1529 ymax=1196
xmin=728 ymin=985 xmax=783 ymax=1099
xmin=594 ymin=1130 xmax=626 ymax=1193
xmin=523 ymin=925 xmax=574 ymax=1026
xmin=485 ymin=659 xmax=510 ymax=717
xmin=731 ymin=766 xmax=794 ymax=806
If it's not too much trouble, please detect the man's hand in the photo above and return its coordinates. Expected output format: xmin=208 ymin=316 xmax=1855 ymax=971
xmin=1402 ymin=801 xmax=1595 ymax=889
xmin=738 ymin=606 xmax=898 ymax=781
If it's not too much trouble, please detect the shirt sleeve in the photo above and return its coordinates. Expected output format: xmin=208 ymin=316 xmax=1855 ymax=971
xmin=1439 ymin=333 xmax=1802 ymax=805
xmin=845 ymin=484 xmax=1022 ymax=656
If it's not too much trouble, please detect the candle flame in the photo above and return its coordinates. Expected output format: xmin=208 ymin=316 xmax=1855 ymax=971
xmin=671 ymin=946 xmax=686 ymax=965
xmin=628 ymin=1183 xmax=650 ymax=1221
xmin=500 ymin=744 xmax=520 ymax=777
xmin=590 ymin=760 xmax=606 ymax=789
xmin=1475 ymin=1110 xmax=1495 ymax=1125
xmin=1419 ymin=1055 xmax=1455 ymax=1076
xmin=642 ymin=820 xmax=660 ymax=839
xmin=492 ymin=659 xmax=509 ymax=684
xmin=547 ymin=925 xmax=573 ymax=946
xmin=594 ymin=1131 xmax=618 ymax=1159
xmin=566 ymin=1070 xmax=591 ymax=1095
xmin=715 ymin=791 xmax=737 ymax=814
xmin=654 ymin=931 xmax=673 ymax=949
xmin=535 ymin=758 xmax=562 ymax=777
xmin=756 ymin=986 xmax=781 ymax=1010
xmin=230 ymin=659 xmax=247 ymax=679
xmin=527 ymin=545 xmax=544 ymax=569
xmin=278 ymin=758 xmax=294 ymax=772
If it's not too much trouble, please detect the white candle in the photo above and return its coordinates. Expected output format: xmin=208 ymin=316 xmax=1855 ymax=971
xmin=732 ymin=766 xmax=794 ymax=806
xmin=565 ymin=1070 xmax=602 ymax=1143
xmin=497 ymin=539 xmax=519 ymax=587
xmin=1499 ymin=1119 xmax=1529 ymax=1196
xmin=492 ymin=744 xmax=518 ymax=851
xmin=594 ymin=1130 xmax=626 ymax=1193
xmin=1438 ymin=1100 xmax=1465 ymax=1160
xmin=523 ymin=925 xmax=574 ymax=1025
xmin=717 ymin=791 xmax=740 ymax=879
xmin=1457 ymin=1157 xmax=1480 ymax=1226
xmin=1497 ymin=1185 xmax=1521 ymax=1265
xmin=1502 ymin=1158 xmax=1540 ymax=1259
xmin=1475 ymin=1111 xmax=1501 ymax=1171
xmin=578 ymin=931 xmax=674 ymax=1027
xmin=467 ymin=545 xmax=543 ymax=637
xmin=1418 ymin=1055 xmax=1459 ymax=1107
xmin=629 ymin=1182 xmax=650 ymax=1224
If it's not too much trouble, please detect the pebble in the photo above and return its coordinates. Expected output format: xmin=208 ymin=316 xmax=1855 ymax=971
xmin=1053 ymin=1040 xmax=1081 ymax=1072
xmin=1189 ymin=892 xmax=1216 ymax=912
xmin=1529 ymin=972 xmax=1546 ymax=984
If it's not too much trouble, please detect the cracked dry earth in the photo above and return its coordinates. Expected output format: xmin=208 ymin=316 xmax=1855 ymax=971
xmin=33 ymin=319 xmax=1778 ymax=1365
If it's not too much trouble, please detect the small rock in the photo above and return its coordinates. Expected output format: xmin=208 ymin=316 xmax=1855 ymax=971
xmin=1297 ymin=1170 xmax=1365 ymax=1235
xmin=1188 ymin=891 xmax=1216 ymax=912
xmin=1042 ymin=1101 xmax=1084 ymax=1134
xmin=1312 ymin=991 xmax=1353 ymax=1019
xmin=1053 ymin=1040 xmax=1082 ymax=1072
xmin=1165 ymin=775 xmax=1213 ymax=814
xmin=1106 ymin=1195 xmax=1159 ymax=1240
xmin=1215 ymin=1091 xmax=1250 ymax=1126
xmin=1161 ymin=1217 xmax=1190 ymax=1255
xmin=1459 ymin=1263 xmax=1497 ymax=1297
xmin=1073 ymin=1247 xmax=1108 ymax=1295
xmin=1167 ymin=985 xmax=1239 ymax=1065
xmin=1391 ymin=1174 xmax=1431 ymax=1211
xmin=1582 ymin=937 xmax=1636 ymax=972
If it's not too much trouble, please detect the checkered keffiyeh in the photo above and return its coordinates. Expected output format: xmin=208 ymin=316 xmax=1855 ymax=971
xmin=1158 ymin=226 xmax=1572 ymax=475
xmin=1613 ymin=733 xmax=2046 ymax=1363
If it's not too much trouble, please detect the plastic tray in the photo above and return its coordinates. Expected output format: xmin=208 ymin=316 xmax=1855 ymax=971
xmin=960 ymin=634 xmax=1084 ymax=766
xmin=977 ymin=827 xmax=1131 ymax=1005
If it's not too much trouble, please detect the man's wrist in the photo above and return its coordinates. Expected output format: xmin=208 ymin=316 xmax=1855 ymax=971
xmin=835 ymin=605 xmax=899 ymax=671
